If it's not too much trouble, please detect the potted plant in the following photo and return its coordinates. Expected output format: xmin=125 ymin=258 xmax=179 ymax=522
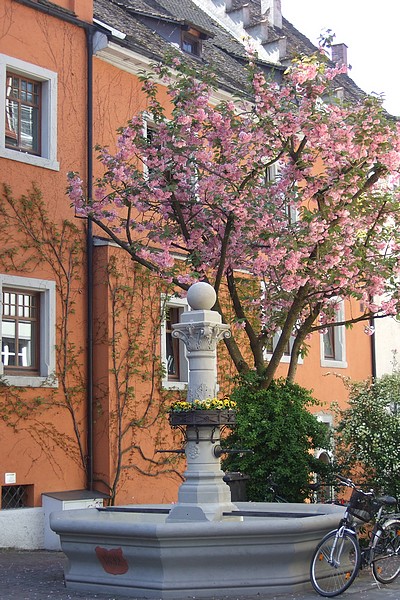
xmin=168 ymin=397 xmax=237 ymax=426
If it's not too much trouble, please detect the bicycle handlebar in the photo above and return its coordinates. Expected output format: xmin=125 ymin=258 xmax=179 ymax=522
xmin=336 ymin=474 xmax=353 ymax=486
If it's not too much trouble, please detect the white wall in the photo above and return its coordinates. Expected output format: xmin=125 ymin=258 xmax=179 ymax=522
xmin=374 ymin=316 xmax=400 ymax=377
xmin=0 ymin=507 xmax=44 ymax=549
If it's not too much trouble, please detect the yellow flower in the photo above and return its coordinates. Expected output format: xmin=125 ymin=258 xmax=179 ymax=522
xmin=169 ymin=396 xmax=237 ymax=412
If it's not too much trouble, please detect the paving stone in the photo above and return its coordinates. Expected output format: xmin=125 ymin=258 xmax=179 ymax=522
xmin=1 ymin=549 xmax=399 ymax=600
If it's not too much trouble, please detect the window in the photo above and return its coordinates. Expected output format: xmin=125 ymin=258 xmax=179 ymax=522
xmin=143 ymin=116 xmax=156 ymax=178
xmin=5 ymin=73 xmax=41 ymax=154
xmin=320 ymin=300 xmax=347 ymax=368
xmin=161 ymin=296 xmax=189 ymax=389
xmin=0 ymin=54 xmax=58 ymax=170
xmin=2 ymin=289 xmax=39 ymax=374
xmin=165 ymin=306 xmax=181 ymax=380
xmin=0 ymin=275 xmax=56 ymax=387
xmin=1 ymin=484 xmax=32 ymax=509
xmin=181 ymin=28 xmax=202 ymax=57
xmin=313 ymin=414 xmax=334 ymax=503
xmin=265 ymin=162 xmax=298 ymax=224
xmin=266 ymin=334 xmax=291 ymax=359
xmin=265 ymin=331 xmax=303 ymax=365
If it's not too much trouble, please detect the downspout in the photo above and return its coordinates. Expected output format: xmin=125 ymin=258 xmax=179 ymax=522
xmin=86 ymin=26 xmax=94 ymax=491
xmin=370 ymin=316 xmax=377 ymax=380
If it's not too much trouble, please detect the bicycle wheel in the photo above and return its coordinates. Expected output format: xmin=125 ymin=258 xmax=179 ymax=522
xmin=310 ymin=530 xmax=361 ymax=597
xmin=372 ymin=520 xmax=400 ymax=584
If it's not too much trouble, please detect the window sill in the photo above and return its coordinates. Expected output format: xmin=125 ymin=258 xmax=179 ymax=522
xmin=0 ymin=147 xmax=59 ymax=171
xmin=320 ymin=359 xmax=348 ymax=369
xmin=264 ymin=353 xmax=303 ymax=365
xmin=1 ymin=374 xmax=58 ymax=388
xmin=161 ymin=379 xmax=188 ymax=391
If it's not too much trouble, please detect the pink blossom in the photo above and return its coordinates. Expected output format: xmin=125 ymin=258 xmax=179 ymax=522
xmin=66 ymin=54 xmax=400 ymax=376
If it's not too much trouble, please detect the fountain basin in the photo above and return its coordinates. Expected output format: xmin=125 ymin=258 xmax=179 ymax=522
xmin=51 ymin=501 xmax=344 ymax=598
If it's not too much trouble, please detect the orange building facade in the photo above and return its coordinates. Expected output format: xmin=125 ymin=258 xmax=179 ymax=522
xmin=0 ymin=0 xmax=373 ymax=548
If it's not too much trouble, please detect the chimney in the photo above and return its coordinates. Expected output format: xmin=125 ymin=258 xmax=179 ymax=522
xmin=261 ymin=0 xmax=282 ymax=29
xmin=331 ymin=43 xmax=348 ymax=74
xmin=226 ymin=3 xmax=251 ymax=27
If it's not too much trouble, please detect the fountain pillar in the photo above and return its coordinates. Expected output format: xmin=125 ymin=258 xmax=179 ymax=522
xmin=166 ymin=282 xmax=236 ymax=522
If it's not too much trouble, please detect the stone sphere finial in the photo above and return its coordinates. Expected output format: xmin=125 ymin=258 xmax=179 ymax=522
xmin=187 ymin=282 xmax=216 ymax=310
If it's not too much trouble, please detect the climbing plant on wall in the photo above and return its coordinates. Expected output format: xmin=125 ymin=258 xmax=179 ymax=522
xmin=0 ymin=184 xmax=183 ymax=501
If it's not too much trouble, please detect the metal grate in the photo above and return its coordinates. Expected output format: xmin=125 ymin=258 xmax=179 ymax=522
xmin=1 ymin=485 xmax=28 ymax=509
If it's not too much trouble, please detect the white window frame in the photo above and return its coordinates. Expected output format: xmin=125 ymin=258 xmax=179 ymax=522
xmin=265 ymin=162 xmax=298 ymax=224
xmin=142 ymin=113 xmax=155 ymax=180
xmin=0 ymin=275 xmax=57 ymax=387
xmin=0 ymin=54 xmax=59 ymax=171
xmin=264 ymin=331 xmax=303 ymax=365
xmin=312 ymin=413 xmax=334 ymax=502
xmin=320 ymin=300 xmax=347 ymax=368
xmin=160 ymin=295 xmax=189 ymax=390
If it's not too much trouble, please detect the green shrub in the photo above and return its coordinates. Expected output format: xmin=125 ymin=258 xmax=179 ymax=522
xmin=222 ymin=374 xmax=332 ymax=502
xmin=334 ymin=372 xmax=400 ymax=498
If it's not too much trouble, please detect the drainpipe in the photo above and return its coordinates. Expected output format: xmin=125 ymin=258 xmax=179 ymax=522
xmin=370 ymin=316 xmax=377 ymax=380
xmin=85 ymin=26 xmax=94 ymax=491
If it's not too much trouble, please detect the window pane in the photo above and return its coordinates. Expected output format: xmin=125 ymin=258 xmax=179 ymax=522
xmin=5 ymin=99 xmax=19 ymax=147
xmin=2 ymin=289 xmax=39 ymax=372
xmin=2 ymin=321 xmax=15 ymax=337
xmin=323 ymin=329 xmax=335 ymax=359
xmin=2 ymin=321 xmax=16 ymax=366
xmin=20 ymin=105 xmax=39 ymax=153
xmin=166 ymin=332 xmax=177 ymax=376
xmin=18 ymin=320 xmax=32 ymax=367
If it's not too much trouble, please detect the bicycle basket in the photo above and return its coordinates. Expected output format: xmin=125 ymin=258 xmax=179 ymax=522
xmin=348 ymin=489 xmax=374 ymax=522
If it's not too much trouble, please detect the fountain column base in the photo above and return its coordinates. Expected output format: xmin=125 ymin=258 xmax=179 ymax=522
xmin=167 ymin=424 xmax=237 ymax=522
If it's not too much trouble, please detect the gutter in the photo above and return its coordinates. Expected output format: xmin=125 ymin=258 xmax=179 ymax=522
xmin=85 ymin=26 xmax=94 ymax=491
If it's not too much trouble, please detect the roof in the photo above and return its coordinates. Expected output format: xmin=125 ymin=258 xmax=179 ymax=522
xmin=281 ymin=16 xmax=365 ymax=103
xmin=93 ymin=0 xmax=365 ymax=102
xmin=94 ymin=0 xmax=283 ymax=96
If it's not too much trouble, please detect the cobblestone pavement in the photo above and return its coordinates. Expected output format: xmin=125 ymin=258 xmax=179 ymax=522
xmin=1 ymin=549 xmax=400 ymax=600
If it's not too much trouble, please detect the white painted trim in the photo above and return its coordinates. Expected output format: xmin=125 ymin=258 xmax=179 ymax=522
xmin=320 ymin=301 xmax=347 ymax=369
xmin=95 ymin=42 xmax=236 ymax=106
xmin=0 ymin=54 xmax=59 ymax=171
xmin=160 ymin=294 xmax=189 ymax=390
xmin=93 ymin=18 xmax=126 ymax=40
xmin=0 ymin=274 xmax=57 ymax=387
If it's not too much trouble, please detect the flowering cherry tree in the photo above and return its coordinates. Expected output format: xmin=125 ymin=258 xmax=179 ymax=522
xmin=69 ymin=54 xmax=400 ymax=388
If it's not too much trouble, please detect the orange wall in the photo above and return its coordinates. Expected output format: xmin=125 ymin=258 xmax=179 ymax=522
xmin=0 ymin=0 xmax=89 ymax=506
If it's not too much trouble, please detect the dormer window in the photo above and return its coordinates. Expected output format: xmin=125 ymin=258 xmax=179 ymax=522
xmin=181 ymin=27 xmax=203 ymax=57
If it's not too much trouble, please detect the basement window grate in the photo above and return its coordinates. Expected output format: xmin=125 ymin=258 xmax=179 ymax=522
xmin=1 ymin=485 xmax=28 ymax=509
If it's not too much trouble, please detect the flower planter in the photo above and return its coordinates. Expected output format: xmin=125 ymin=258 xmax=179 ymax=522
xmin=169 ymin=409 xmax=236 ymax=427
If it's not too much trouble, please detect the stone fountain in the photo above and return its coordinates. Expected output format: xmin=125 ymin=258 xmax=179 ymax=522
xmin=50 ymin=282 xmax=344 ymax=598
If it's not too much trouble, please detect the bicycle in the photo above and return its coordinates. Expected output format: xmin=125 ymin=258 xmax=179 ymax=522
xmin=310 ymin=474 xmax=400 ymax=597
